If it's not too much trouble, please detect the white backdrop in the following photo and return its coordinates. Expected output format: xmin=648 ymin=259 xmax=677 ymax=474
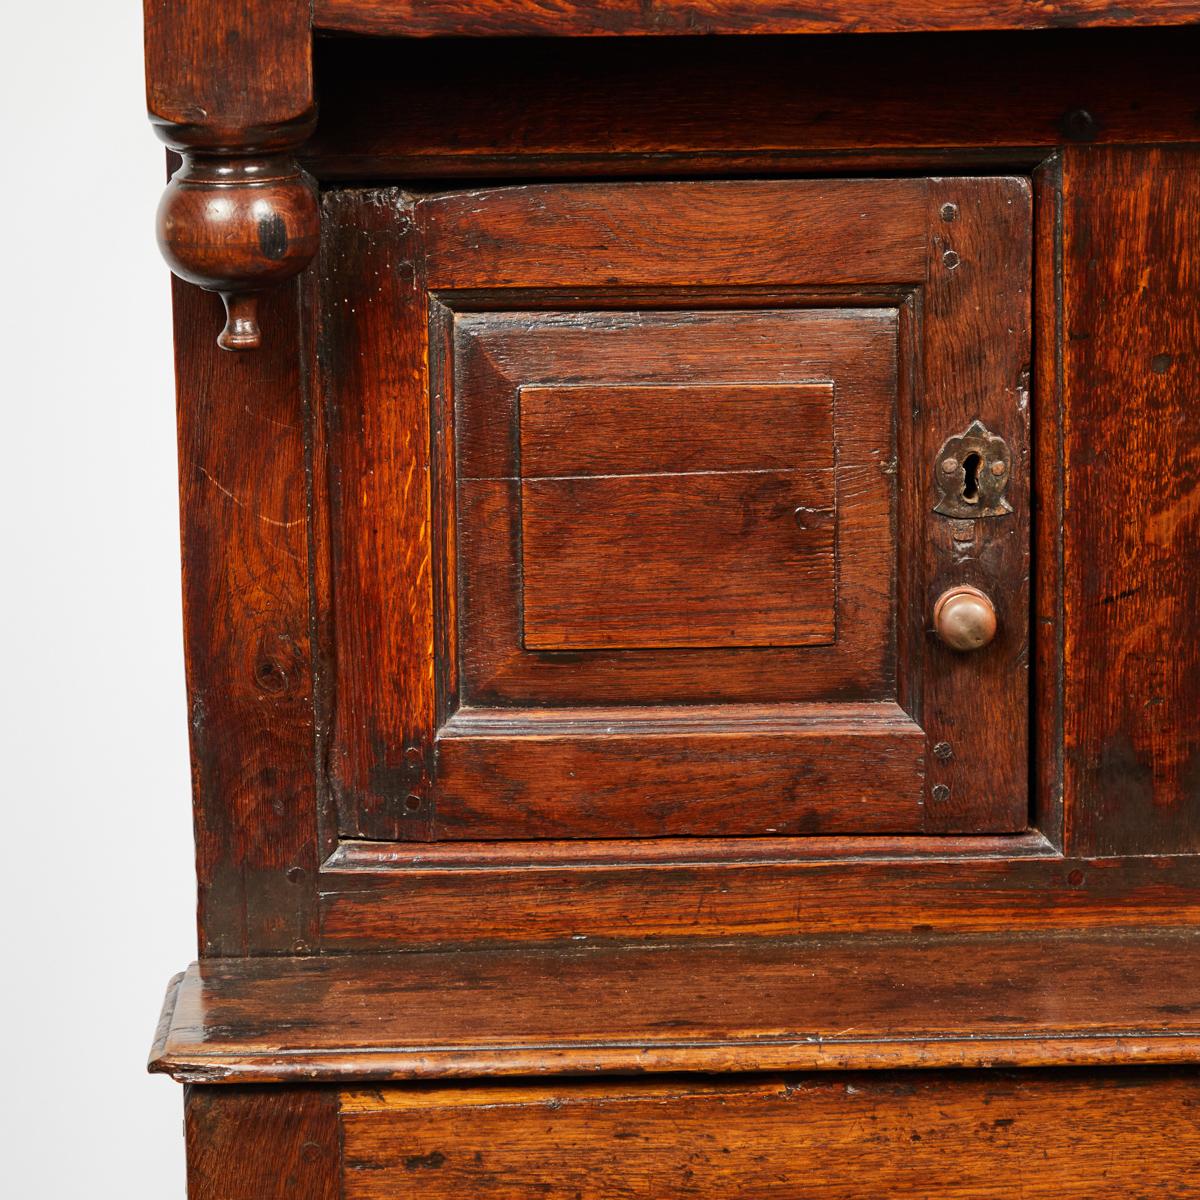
xmin=1 ymin=3 xmax=195 ymax=1194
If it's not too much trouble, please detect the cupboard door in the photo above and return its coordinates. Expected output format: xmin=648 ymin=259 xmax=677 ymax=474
xmin=319 ymin=178 xmax=1031 ymax=841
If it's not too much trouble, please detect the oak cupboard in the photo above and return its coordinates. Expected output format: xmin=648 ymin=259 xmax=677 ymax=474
xmin=144 ymin=3 xmax=1200 ymax=1196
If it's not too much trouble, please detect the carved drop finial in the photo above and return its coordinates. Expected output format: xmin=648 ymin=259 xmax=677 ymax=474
xmin=156 ymin=150 xmax=319 ymax=352
xmin=217 ymin=294 xmax=264 ymax=352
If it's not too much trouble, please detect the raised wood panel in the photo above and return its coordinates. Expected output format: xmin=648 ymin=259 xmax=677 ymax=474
xmin=340 ymin=1071 xmax=1200 ymax=1200
xmin=317 ymin=179 xmax=1030 ymax=842
xmin=519 ymin=382 xmax=837 ymax=650
xmin=518 ymin=383 xmax=834 ymax=476
xmin=1063 ymin=146 xmax=1200 ymax=856
xmin=452 ymin=307 xmax=897 ymax=706
xmin=439 ymin=295 xmax=912 ymax=837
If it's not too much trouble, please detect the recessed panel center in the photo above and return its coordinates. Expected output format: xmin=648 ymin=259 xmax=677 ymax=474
xmin=517 ymin=383 xmax=836 ymax=650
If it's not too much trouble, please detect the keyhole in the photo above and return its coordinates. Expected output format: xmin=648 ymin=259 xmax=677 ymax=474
xmin=962 ymin=451 xmax=981 ymax=503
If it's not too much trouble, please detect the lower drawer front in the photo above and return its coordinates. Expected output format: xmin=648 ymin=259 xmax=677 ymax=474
xmin=341 ymin=1071 xmax=1200 ymax=1199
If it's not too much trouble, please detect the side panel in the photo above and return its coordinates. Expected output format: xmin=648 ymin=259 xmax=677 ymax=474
xmin=1063 ymin=147 xmax=1200 ymax=855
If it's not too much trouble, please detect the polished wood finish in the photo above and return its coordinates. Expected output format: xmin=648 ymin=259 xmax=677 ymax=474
xmin=1062 ymin=147 xmax=1200 ymax=856
xmin=157 ymin=155 xmax=319 ymax=350
xmin=319 ymin=837 xmax=1200 ymax=949
xmin=144 ymin=0 xmax=317 ymax=348
xmin=339 ymin=1071 xmax=1200 ymax=1199
xmin=313 ymin=0 xmax=1200 ymax=37
xmin=434 ymin=707 xmax=927 ymax=839
xmin=152 ymin=931 xmax=1200 ymax=1083
xmin=451 ymin=307 xmax=898 ymax=706
xmin=186 ymin=1087 xmax=339 ymax=1200
xmin=174 ymin=278 xmax=322 ymax=956
xmin=159 ymin=137 xmax=1200 ymax=954
xmin=518 ymin=382 xmax=838 ymax=651
xmin=315 ymin=191 xmax=434 ymax=843
xmin=144 ymin=9 xmax=1200 ymax=1199
xmin=319 ymin=177 xmax=1030 ymax=843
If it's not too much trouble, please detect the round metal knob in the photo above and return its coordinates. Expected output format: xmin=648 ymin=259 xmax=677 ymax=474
xmin=933 ymin=585 xmax=997 ymax=652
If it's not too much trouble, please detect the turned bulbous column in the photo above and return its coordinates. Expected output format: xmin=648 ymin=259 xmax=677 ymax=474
xmin=156 ymin=146 xmax=319 ymax=351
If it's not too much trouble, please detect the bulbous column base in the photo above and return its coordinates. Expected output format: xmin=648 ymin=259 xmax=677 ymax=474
xmin=157 ymin=152 xmax=320 ymax=351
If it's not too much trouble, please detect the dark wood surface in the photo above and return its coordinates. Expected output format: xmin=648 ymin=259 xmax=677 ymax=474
xmin=152 ymin=930 xmax=1200 ymax=1082
xmin=452 ymin=307 xmax=899 ymax=708
xmin=147 ymin=14 xmax=1200 ymax=1200
xmin=319 ymin=838 xmax=1200 ymax=948
xmin=145 ymin=1 xmax=318 ymax=348
xmin=305 ymin=31 xmax=1200 ymax=180
xmin=1062 ymin=147 xmax=1200 ymax=856
xmin=144 ymin=0 xmax=311 ymax=145
xmin=315 ymin=191 xmax=437 ymax=844
xmin=152 ymin=21 xmax=1200 ymax=957
xmin=418 ymin=179 xmax=927 ymax=288
xmin=186 ymin=1086 xmax=339 ymax=1200
xmin=175 ymin=279 xmax=322 ymax=955
xmin=518 ymin=382 xmax=838 ymax=651
xmin=435 ymin=706 xmax=927 ymax=839
xmin=321 ymin=178 xmax=1029 ymax=842
xmin=312 ymin=0 xmax=1200 ymax=37
xmin=340 ymin=1070 xmax=1200 ymax=1200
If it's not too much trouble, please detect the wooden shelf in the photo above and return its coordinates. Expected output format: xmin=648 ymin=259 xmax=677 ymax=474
xmin=150 ymin=930 xmax=1200 ymax=1083
xmin=312 ymin=0 xmax=1200 ymax=39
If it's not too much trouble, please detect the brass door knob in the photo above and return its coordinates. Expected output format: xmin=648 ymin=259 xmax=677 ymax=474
xmin=933 ymin=585 xmax=997 ymax=652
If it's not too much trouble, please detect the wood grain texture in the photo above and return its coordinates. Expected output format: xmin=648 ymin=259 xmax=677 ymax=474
xmin=420 ymin=179 xmax=928 ymax=289
xmin=341 ymin=1071 xmax=1200 ymax=1200
xmin=319 ymin=844 xmax=1200 ymax=948
xmin=313 ymin=0 xmax=1200 ymax=37
xmin=451 ymin=306 xmax=897 ymax=708
xmin=518 ymin=383 xmax=836 ymax=651
xmin=185 ymin=1087 xmax=340 ymax=1200
xmin=321 ymin=178 xmax=1029 ymax=842
xmin=435 ymin=705 xmax=926 ymax=838
xmin=520 ymin=471 xmax=836 ymax=649
xmin=318 ymin=190 xmax=437 ymax=842
xmin=305 ymin=31 xmax=1200 ymax=179
xmin=919 ymin=178 xmax=1032 ymax=833
xmin=175 ymin=280 xmax=320 ymax=956
xmin=144 ymin=0 xmax=312 ymax=146
xmin=1063 ymin=147 xmax=1200 ymax=855
xmin=151 ymin=929 xmax=1200 ymax=1082
xmin=518 ymin=383 xmax=835 ymax=477
xmin=1033 ymin=154 xmax=1067 ymax=849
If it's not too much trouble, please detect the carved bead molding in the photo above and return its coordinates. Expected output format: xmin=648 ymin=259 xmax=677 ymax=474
xmin=144 ymin=0 xmax=316 ymax=350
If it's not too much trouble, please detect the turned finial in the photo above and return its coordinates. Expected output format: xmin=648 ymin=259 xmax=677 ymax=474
xmin=156 ymin=149 xmax=319 ymax=351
